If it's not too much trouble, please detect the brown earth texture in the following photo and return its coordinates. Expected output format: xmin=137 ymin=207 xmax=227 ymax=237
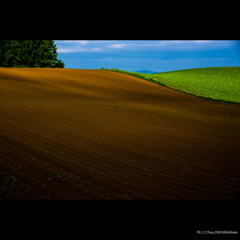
xmin=0 ymin=68 xmax=240 ymax=199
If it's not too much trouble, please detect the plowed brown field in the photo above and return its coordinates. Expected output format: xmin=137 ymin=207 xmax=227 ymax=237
xmin=0 ymin=68 xmax=240 ymax=199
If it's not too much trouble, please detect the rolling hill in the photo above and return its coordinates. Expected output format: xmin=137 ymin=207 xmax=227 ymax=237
xmin=0 ymin=68 xmax=240 ymax=199
xmin=109 ymin=67 xmax=240 ymax=104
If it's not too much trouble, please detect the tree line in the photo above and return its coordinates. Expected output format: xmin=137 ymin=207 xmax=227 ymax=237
xmin=0 ymin=40 xmax=64 ymax=68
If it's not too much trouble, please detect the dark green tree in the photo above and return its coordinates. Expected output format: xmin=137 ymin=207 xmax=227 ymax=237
xmin=0 ymin=40 xmax=20 ymax=67
xmin=0 ymin=40 xmax=64 ymax=68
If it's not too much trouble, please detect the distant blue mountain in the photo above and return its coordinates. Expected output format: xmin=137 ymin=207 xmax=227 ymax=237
xmin=135 ymin=70 xmax=159 ymax=74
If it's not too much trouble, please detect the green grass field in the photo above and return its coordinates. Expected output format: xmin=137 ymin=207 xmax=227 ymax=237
xmin=103 ymin=67 xmax=240 ymax=104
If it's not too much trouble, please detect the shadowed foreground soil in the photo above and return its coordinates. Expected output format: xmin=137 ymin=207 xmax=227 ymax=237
xmin=0 ymin=68 xmax=240 ymax=199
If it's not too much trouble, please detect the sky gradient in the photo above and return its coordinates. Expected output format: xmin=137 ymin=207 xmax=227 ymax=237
xmin=55 ymin=40 xmax=240 ymax=72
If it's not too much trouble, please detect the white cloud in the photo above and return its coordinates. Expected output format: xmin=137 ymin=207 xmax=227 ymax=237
xmin=57 ymin=47 xmax=101 ymax=53
xmin=108 ymin=43 xmax=128 ymax=49
xmin=92 ymin=47 xmax=101 ymax=51
xmin=157 ymin=40 xmax=234 ymax=50
xmin=57 ymin=48 xmax=75 ymax=53
xmin=193 ymin=40 xmax=212 ymax=43
xmin=55 ymin=40 xmax=236 ymax=54
xmin=77 ymin=40 xmax=88 ymax=45
xmin=106 ymin=40 xmax=233 ymax=51
xmin=56 ymin=40 xmax=102 ymax=53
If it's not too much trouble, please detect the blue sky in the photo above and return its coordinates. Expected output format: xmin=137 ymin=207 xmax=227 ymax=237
xmin=55 ymin=40 xmax=240 ymax=72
